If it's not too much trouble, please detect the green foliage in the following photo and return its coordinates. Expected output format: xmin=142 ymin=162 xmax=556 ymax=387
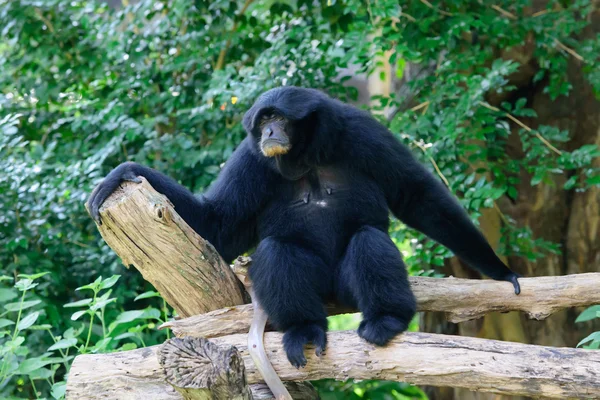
xmin=1 ymin=0 xmax=600 ymax=398
xmin=315 ymin=380 xmax=428 ymax=400
xmin=576 ymin=306 xmax=600 ymax=349
xmin=0 ymin=273 xmax=169 ymax=399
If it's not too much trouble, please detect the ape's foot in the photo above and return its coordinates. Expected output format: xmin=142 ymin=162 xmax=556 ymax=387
xmin=358 ymin=315 xmax=409 ymax=346
xmin=283 ymin=323 xmax=327 ymax=369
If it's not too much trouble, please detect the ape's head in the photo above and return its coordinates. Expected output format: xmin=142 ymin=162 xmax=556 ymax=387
xmin=243 ymin=87 xmax=343 ymax=163
xmin=256 ymin=112 xmax=294 ymax=158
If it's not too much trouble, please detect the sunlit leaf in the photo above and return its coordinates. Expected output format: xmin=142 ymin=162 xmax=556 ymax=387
xmin=48 ymin=338 xmax=78 ymax=351
xmin=17 ymin=311 xmax=39 ymax=331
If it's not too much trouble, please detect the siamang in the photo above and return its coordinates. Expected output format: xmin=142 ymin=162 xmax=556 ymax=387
xmin=88 ymin=86 xmax=520 ymax=368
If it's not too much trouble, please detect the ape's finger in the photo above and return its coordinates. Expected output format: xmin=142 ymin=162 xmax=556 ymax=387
xmin=122 ymin=170 xmax=142 ymax=183
xmin=510 ymin=275 xmax=521 ymax=295
xmin=90 ymin=183 xmax=119 ymax=225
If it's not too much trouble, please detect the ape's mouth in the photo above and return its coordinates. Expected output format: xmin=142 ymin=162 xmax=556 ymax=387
xmin=261 ymin=139 xmax=291 ymax=157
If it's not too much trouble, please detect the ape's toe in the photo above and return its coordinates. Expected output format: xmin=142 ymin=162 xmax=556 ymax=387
xmin=283 ymin=323 xmax=327 ymax=368
xmin=358 ymin=315 xmax=409 ymax=346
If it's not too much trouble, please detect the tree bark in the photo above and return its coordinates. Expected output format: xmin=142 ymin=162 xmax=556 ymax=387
xmin=86 ymin=178 xmax=245 ymax=318
xmin=160 ymin=271 xmax=600 ymax=339
xmin=66 ymin=330 xmax=600 ymax=399
xmin=158 ymin=337 xmax=253 ymax=400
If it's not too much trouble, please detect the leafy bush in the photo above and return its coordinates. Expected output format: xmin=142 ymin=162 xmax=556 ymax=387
xmin=0 ymin=273 xmax=168 ymax=399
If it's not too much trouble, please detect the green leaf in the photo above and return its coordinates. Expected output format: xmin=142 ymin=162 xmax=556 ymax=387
xmin=63 ymin=298 xmax=93 ymax=308
xmin=586 ymin=174 xmax=600 ymax=186
xmin=18 ymin=357 xmax=53 ymax=374
xmin=0 ymin=318 xmax=15 ymax=329
xmin=28 ymin=324 xmax=53 ymax=330
xmin=76 ymin=276 xmax=102 ymax=292
xmin=4 ymin=300 xmax=42 ymax=312
xmin=48 ymin=338 xmax=78 ymax=351
xmin=89 ymin=337 xmax=112 ymax=353
xmin=0 ymin=288 xmax=18 ymax=302
xmin=15 ymin=279 xmax=38 ymax=292
xmin=118 ymin=342 xmax=138 ymax=351
xmin=110 ymin=307 xmax=160 ymax=329
xmin=563 ymin=175 xmax=578 ymax=190
xmin=531 ymin=170 xmax=545 ymax=186
xmin=134 ymin=291 xmax=161 ymax=301
xmin=17 ymin=311 xmax=39 ymax=331
xmin=111 ymin=310 xmax=146 ymax=325
xmin=17 ymin=272 xmax=50 ymax=280
xmin=70 ymin=310 xmax=88 ymax=321
xmin=51 ymin=382 xmax=67 ymax=400
xmin=575 ymin=305 xmax=600 ymax=323
xmin=99 ymin=275 xmax=120 ymax=290
xmin=577 ymin=331 xmax=600 ymax=348
xmin=114 ymin=332 xmax=137 ymax=341
xmin=90 ymin=297 xmax=117 ymax=311
xmin=64 ymin=326 xmax=84 ymax=339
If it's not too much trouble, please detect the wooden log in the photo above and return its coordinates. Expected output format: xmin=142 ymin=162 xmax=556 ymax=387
xmin=157 ymin=337 xmax=317 ymax=400
xmin=87 ymin=178 xmax=245 ymax=317
xmin=66 ymin=330 xmax=600 ymax=399
xmin=158 ymin=337 xmax=252 ymax=400
xmin=162 ymin=270 xmax=600 ymax=338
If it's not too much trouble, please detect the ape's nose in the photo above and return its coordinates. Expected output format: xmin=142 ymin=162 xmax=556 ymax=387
xmin=265 ymin=127 xmax=273 ymax=137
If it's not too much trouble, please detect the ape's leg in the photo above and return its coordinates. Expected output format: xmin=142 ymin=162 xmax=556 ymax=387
xmin=336 ymin=226 xmax=416 ymax=346
xmin=250 ymin=237 xmax=331 ymax=368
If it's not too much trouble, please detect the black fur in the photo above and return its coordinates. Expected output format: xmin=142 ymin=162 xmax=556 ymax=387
xmin=88 ymin=86 xmax=520 ymax=368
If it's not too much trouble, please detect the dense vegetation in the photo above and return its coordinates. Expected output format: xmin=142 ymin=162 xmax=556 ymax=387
xmin=1 ymin=0 xmax=599 ymax=398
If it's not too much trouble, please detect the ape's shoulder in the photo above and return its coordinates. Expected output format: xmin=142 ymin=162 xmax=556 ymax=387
xmin=338 ymin=105 xmax=397 ymax=151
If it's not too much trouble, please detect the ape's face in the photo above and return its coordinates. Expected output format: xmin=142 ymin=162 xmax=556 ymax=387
xmin=259 ymin=113 xmax=292 ymax=157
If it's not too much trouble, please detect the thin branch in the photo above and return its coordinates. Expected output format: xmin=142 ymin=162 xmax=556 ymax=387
xmin=478 ymin=102 xmax=562 ymax=156
xmin=555 ymin=39 xmax=585 ymax=62
xmin=33 ymin=8 xmax=55 ymax=33
xmin=532 ymin=9 xmax=551 ymax=17
xmin=33 ymin=8 xmax=73 ymax=61
xmin=493 ymin=202 xmax=511 ymax=226
xmin=215 ymin=0 xmax=255 ymax=71
xmin=399 ymin=13 xmax=417 ymax=23
xmin=488 ymin=5 xmax=585 ymax=63
xmin=491 ymin=5 xmax=517 ymax=20
xmin=409 ymin=101 xmax=430 ymax=112
xmin=419 ymin=0 xmax=453 ymax=17
xmin=408 ymin=137 xmax=450 ymax=187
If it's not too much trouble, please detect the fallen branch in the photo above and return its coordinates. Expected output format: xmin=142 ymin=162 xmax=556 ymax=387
xmin=67 ymin=330 xmax=600 ymax=399
xmin=161 ymin=269 xmax=600 ymax=339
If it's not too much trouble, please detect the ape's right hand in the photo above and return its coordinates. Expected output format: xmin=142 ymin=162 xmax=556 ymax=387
xmin=87 ymin=162 xmax=143 ymax=225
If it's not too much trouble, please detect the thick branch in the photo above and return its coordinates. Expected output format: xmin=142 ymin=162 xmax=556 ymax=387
xmin=162 ymin=270 xmax=600 ymax=339
xmin=88 ymin=178 xmax=245 ymax=317
xmin=158 ymin=337 xmax=252 ymax=400
xmin=66 ymin=330 xmax=600 ymax=399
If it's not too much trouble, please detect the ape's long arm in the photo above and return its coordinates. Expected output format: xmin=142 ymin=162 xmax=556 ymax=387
xmin=347 ymin=114 xmax=520 ymax=294
xmin=87 ymin=138 xmax=276 ymax=262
